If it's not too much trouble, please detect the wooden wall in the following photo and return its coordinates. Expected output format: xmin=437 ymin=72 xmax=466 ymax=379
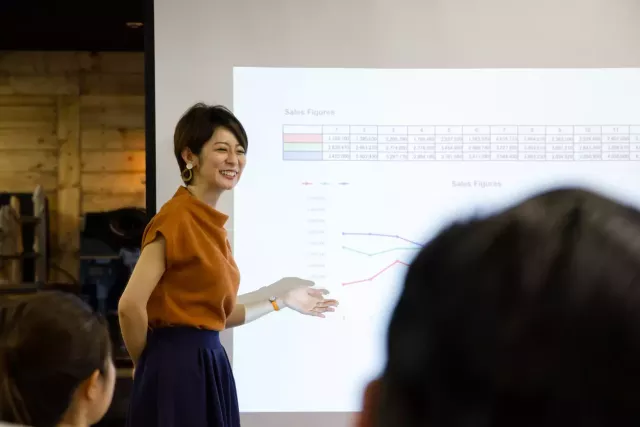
xmin=0 ymin=51 xmax=146 ymax=283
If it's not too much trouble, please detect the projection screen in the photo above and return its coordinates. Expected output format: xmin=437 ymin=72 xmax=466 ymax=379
xmin=148 ymin=1 xmax=640 ymax=426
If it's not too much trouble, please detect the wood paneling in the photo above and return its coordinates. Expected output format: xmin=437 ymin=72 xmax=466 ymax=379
xmin=0 ymin=51 xmax=146 ymax=284
xmin=56 ymin=95 xmax=81 ymax=283
xmin=82 ymin=151 xmax=146 ymax=173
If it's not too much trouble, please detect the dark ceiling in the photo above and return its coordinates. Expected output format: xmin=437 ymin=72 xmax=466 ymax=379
xmin=0 ymin=0 xmax=146 ymax=52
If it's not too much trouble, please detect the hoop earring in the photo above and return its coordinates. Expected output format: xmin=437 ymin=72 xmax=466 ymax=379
xmin=181 ymin=162 xmax=193 ymax=183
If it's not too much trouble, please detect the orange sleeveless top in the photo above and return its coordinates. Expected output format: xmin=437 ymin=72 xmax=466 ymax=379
xmin=142 ymin=186 xmax=240 ymax=330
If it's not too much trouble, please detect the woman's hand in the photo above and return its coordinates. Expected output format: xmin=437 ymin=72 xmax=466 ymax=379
xmin=282 ymin=285 xmax=339 ymax=318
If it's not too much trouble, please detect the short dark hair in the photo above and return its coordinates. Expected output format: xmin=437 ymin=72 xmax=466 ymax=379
xmin=379 ymin=187 xmax=640 ymax=427
xmin=173 ymin=103 xmax=248 ymax=183
xmin=0 ymin=291 xmax=112 ymax=426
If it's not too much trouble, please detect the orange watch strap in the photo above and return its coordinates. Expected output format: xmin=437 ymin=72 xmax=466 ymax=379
xmin=271 ymin=298 xmax=280 ymax=311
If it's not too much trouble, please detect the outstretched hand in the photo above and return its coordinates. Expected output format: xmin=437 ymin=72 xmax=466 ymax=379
xmin=281 ymin=282 xmax=339 ymax=318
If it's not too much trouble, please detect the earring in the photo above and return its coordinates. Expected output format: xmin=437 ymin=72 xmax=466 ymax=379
xmin=182 ymin=162 xmax=193 ymax=182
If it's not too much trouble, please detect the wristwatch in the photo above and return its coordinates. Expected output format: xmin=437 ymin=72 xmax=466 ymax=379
xmin=269 ymin=296 xmax=280 ymax=311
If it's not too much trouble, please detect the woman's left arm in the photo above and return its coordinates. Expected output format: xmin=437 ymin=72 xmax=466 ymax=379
xmin=225 ymin=282 xmax=339 ymax=328
xmin=225 ymin=298 xmax=284 ymax=328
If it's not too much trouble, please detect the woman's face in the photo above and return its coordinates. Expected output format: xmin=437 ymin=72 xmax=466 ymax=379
xmin=193 ymin=127 xmax=247 ymax=191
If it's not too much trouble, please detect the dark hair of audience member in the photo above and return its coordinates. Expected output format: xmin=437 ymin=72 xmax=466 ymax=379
xmin=375 ymin=187 xmax=640 ymax=427
xmin=0 ymin=291 xmax=112 ymax=426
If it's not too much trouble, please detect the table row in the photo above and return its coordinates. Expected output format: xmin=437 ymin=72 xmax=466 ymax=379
xmin=283 ymin=125 xmax=640 ymax=136
xmin=283 ymin=151 xmax=640 ymax=161
xmin=284 ymin=142 xmax=640 ymax=153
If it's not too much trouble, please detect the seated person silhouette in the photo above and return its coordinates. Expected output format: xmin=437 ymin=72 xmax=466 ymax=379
xmin=357 ymin=187 xmax=640 ymax=427
xmin=0 ymin=291 xmax=115 ymax=427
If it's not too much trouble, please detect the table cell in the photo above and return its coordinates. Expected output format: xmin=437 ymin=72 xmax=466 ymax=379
xmin=491 ymin=143 xmax=518 ymax=152
xmin=322 ymin=125 xmax=350 ymax=134
xmin=546 ymin=144 xmax=573 ymax=152
xmin=351 ymin=152 xmax=378 ymax=161
xmin=380 ymin=153 xmax=409 ymax=161
xmin=631 ymin=143 xmax=640 ymax=152
xmin=545 ymin=126 xmax=573 ymax=135
xmin=284 ymin=143 xmax=322 ymax=152
xmin=408 ymin=143 xmax=436 ymax=152
xmin=603 ymin=152 xmax=630 ymax=161
xmin=436 ymin=126 xmax=463 ymax=135
xmin=409 ymin=135 xmax=436 ymax=143
xmin=575 ymin=152 xmax=602 ymax=161
xmin=602 ymin=143 xmax=630 ymax=151
xmin=322 ymin=152 xmax=350 ymax=161
xmin=602 ymin=126 xmax=630 ymax=134
xmin=283 ymin=125 xmax=323 ymax=134
xmin=283 ymin=151 xmax=322 ymax=161
xmin=519 ymin=135 xmax=546 ymax=143
xmin=409 ymin=153 xmax=436 ymax=161
xmin=632 ymin=152 xmax=640 ymax=160
xmin=603 ymin=135 xmax=631 ymax=143
xmin=632 ymin=135 xmax=640 ymax=143
xmin=408 ymin=126 xmax=435 ymax=135
xmin=519 ymin=152 xmax=546 ymax=161
xmin=546 ymin=135 xmax=574 ymax=143
xmin=464 ymin=153 xmax=491 ymax=161
xmin=463 ymin=144 xmax=490 ymax=152
xmin=436 ymin=135 xmax=463 ymax=144
xmin=349 ymin=126 xmax=377 ymax=134
xmin=379 ymin=135 xmax=408 ymax=143
xmin=464 ymin=135 xmax=491 ymax=143
xmin=323 ymin=134 xmax=350 ymax=143
xmin=491 ymin=152 xmax=518 ymax=161
xmin=378 ymin=126 xmax=408 ymax=135
xmin=575 ymin=144 xmax=601 ymax=152
xmin=436 ymin=144 xmax=463 ymax=152
xmin=574 ymin=134 xmax=602 ymax=143
xmin=547 ymin=153 xmax=575 ymax=161
xmin=323 ymin=143 xmax=350 ymax=152
xmin=379 ymin=143 xmax=408 ymax=152
xmin=350 ymin=134 xmax=378 ymax=143
xmin=490 ymin=126 xmax=518 ymax=135
xmin=574 ymin=126 xmax=601 ymax=135
xmin=491 ymin=135 xmax=518 ymax=143
xmin=351 ymin=143 xmax=378 ymax=152
xmin=283 ymin=133 xmax=323 ymax=143
xmin=631 ymin=126 xmax=640 ymax=134
xmin=463 ymin=126 xmax=491 ymax=134
xmin=519 ymin=143 xmax=546 ymax=152
xmin=518 ymin=126 xmax=546 ymax=135
xmin=436 ymin=153 xmax=464 ymax=161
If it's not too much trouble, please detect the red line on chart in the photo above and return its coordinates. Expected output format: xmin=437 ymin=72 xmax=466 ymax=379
xmin=342 ymin=260 xmax=409 ymax=286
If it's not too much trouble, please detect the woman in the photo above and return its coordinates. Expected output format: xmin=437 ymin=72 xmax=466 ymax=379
xmin=118 ymin=103 xmax=339 ymax=427
xmin=0 ymin=291 xmax=116 ymax=427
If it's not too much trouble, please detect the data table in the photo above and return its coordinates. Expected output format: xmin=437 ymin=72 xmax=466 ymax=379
xmin=282 ymin=125 xmax=640 ymax=161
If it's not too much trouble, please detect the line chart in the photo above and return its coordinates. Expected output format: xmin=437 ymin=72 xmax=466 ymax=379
xmin=342 ymin=260 xmax=409 ymax=286
xmin=341 ymin=231 xmax=423 ymax=286
xmin=342 ymin=246 xmax=419 ymax=256
xmin=341 ymin=232 xmax=423 ymax=246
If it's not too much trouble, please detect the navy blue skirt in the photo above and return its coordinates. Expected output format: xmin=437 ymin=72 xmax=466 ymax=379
xmin=126 ymin=327 xmax=240 ymax=427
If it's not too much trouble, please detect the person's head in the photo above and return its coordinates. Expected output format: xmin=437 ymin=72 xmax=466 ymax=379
xmin=0 ymin=291 xmax=115 ymax=427
xmin=174 ymin=103 xmax=248 ymax=193
xmin=359 ymin=187 xmax=640 ymax=427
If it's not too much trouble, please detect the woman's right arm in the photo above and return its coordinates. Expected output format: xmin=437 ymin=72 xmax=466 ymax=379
xmin=118 ymin=236 xmax=167 ymax=365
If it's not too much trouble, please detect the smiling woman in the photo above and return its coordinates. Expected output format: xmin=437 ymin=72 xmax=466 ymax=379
xmin=117 ymin=103 xmax=339 ymax=427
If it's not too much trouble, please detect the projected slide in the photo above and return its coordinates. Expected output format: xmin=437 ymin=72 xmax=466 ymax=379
xmin=232 ymin=67 xmax=640 ymax=412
